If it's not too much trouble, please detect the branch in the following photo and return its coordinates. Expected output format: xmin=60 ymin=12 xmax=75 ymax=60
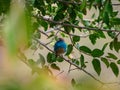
xmin=57 ymin=0 xmax=120 ymax=6
xmin=36 ymin=14 xmax=120 ymax=33
xmin=56 ymin=28 xmax=89 ymax=38
xmin=34 ymin=38 xmax=105 ymax=85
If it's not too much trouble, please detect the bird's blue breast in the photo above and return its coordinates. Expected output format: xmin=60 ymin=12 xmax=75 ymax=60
xmin=54 ymin=41 xmax=67 ymax=52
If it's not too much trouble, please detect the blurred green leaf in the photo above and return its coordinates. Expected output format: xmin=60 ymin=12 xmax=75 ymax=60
xmin=71 ymin=78 xmax=76 ymax=86
xmin=117 ymin=60 xmax=120 ymax=64
xmin=28 ymin=59 xmax=37 ymax=66
xmin=110 ymin=62 xmax=119 ymax=77
xmin=92 ymin=49 xmax=104 ymax=57
xmin=0 ymin=0 xmax=11 ymax=15
xmin=65 ymin=44 xmax=73 ymax=56
xmin=37 ymin=54 xmax=45 ymax=66
xmin=51 ymin=63 xmax=60 ymax=71
xmin=92 ymin=59 xmax=101 ymax=76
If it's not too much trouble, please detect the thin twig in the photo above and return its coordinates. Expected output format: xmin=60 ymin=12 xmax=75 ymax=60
xmin=68 ymin=64 xmax=72 ymax=74
xmin=39 ymin=30 xmax=49 ymax=37
xmin=55 ymin=70 xmax=64 ymax=77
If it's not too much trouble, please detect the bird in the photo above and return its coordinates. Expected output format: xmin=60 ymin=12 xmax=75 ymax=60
xmin=54 ymin=38 xmax=67 ymax=57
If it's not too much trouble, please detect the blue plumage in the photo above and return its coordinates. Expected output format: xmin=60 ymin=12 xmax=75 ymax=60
xmin=54 ymin=38 xmax=67 ymax=56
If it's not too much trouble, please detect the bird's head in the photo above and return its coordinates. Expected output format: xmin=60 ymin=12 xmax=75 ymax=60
xmin=58 ymin=38 xmax=64 ymax=41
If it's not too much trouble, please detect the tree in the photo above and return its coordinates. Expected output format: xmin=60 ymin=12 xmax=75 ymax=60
xmin=0 ymin=0 xmax=120 ymax=90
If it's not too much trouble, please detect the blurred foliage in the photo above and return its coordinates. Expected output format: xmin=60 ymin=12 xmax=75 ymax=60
xmin=0 ymin=0 xmax=120 ymax=90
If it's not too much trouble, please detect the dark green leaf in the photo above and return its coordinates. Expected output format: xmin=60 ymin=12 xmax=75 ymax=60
xmin=109 ymin=41 xmax=114 ymax=50
xmin=117 ymin=60 xmax=120 ymax=64
xmin=110 ymin=62 xmax=119 ymax=77
xmin=104 ymin=0 xmax=113 ymax=16
xmin=57 ymin=57 xmax=64 ymax=62
xmin=103 ymin=12 xmax=109 ymax=25
xmin=51 ymin=63 xmax=60 ymax=71
xmin=54 ymin=12 xmax=65 ymax=21
xmin=101 ymin=57 xmax=109 ymax=68
xmin=71 ymin=79 xmax=76 ymax=86
xmin=75 ymin=60 xmax=80 ymax=66
xmin=73 ymin=36 xmax=80 ymax=43
xmin=92 ymin=59 xmax=101 ymax=76
xmin=96 ymin=30 xmax=106 ymax=38
xmin=89 ymin=34 xmax=98 ymax=45
xmin=92 ymin=49 xmax=104 ymax=57
xmin=39 ymin=20 xmax=48 ymax=31
xmin=80 ymin=54 xmax=86 ymax=68
xmin=79 ymin=46 xmax=91 ymax=54
xmin=107 ymin=31 xmax=116 ymax=38
xmin=47 ymin=52 xmax=56 ymax=63
xmin=102 ymin=43 xmax=108 ymax=51
xmin=65 ymin=44 xmax=73 ymax=56
xmin=106 ymin=53 xmax=118 ymax=60
xmin=114 ymin=38 xmax=120 ymax=52
xmin=110 ymin=18 xmax=120 ymax=25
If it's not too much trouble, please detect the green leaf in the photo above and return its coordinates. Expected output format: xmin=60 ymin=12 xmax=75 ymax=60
xmin=102 ymin=43 xmax=108 ymax=51
xmin=47 ymin=52 xmax=56 ymax=63
xmin=73 ymin=36 xmax=80 ymax=43
xmin=56 ymin=57 xmax=64 ymax=62
xmin=54 ymin=12 xmax=65 ymax=21
xmin=110 ymin=62 xmax=119 ymax=77
xmin=101 ymin=57 xmax=109 ymax=68
xmin=110 ymin=18 xmax=120 ymax=25
xmin=109 ymin=41 xmax=114 ymax=50
xmin=106 ymin=53 xmax=118 ymax=60
xmin=28 ymin=59 xmax=37 ymax=66
xmin=92 ymin=49 xmax=104 ymax=57
xmin=114 ymin=38 xmax=120 ymax=52
xmin=103 ymin=11 xmax=109 ymax=25
xmin=39 ymin=19 xmax=48 ymax=31
xmin=78 ymin=12 xmax=83 ymax=20
xmin=96 ymin=30 xmax=106 ymax=38
xmin=65 ymin=44 xmax=73 ymax=56
xmin=117 ymin=60 xmax=120 ymax=64
xmin=71 ymin=79 xmax=76 ymax=86
xmin=80 ymin=0 xmax=87 ymax=15
xmin=37 ymin=54 xmax=45 ymax=66
xmin=89 ymin=34 xmax=98 ymax=45
xmin=80 ymin=54 xmax=86 ymax=68
xmin=79 ymin=46 xmax=91 ymax=54
xmin=107 ymin=31 xmax=116 ymax=38
xmin=51 ymin=63 xmax=60 ymax=71
xmin=92 ymin=59 xmax=101 ymax=76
